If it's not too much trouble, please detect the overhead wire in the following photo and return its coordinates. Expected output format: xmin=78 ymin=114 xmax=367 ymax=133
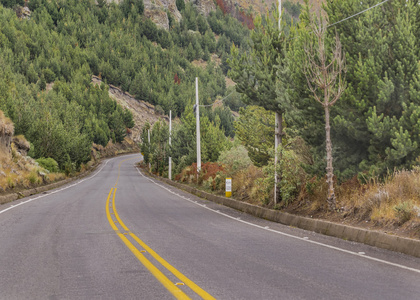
xmin=199 ymin=91 xmax=235 ymax=107
xmin=199 ymin=0 xmax=392 ymax=108
xmin=326 ymin=0 xmax=391 ymax=29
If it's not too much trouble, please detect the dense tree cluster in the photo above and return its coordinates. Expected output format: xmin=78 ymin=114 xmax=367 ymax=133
xmin=141 ymin=106 xmax=230 ymax=176
xmin=230 ymin=0 xmax=420 ymax=184
xmin=0 ymin=0 xmax=250 ymax=171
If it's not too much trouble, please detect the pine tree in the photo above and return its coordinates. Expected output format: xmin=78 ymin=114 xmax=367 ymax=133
xmin=229 ymin=12 xmax=293 ymax=203
xmin=324 ymin=0 xmax=420 ymax=176
xmin=302 ymin=9 xmax=346 ymax=210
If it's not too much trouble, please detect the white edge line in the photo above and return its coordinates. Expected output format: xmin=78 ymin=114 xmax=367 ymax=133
xmin=0 ymin=155 xmax=128 ymax=215
xmin=136 ymin=168 xmax=420 ymax=275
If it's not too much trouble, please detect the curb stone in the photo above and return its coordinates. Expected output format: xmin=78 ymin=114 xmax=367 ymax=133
xmin=0 ymin=165 xmax=98 ymax=206
xmin=0 ymin=151 xmax=139 ymax=206
xmin=147 ymin=172 xmax=420 ymax=258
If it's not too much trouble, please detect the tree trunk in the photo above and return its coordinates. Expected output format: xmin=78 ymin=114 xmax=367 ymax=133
xmin=324 ymin=104 xmax=336 ymax=211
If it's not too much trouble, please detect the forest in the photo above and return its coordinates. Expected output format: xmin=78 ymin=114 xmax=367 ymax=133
xmin=0 ymin=0 xmax=252 ymax=171
xmin=1 ymin=0 xmax=420 ymax=225
xmin=144 ymin=0 xmax=420 ymax=225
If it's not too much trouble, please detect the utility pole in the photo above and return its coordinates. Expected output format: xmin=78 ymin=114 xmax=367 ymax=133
xmin=148 ymin=129 xmax=151 ymax=171
xmin=169 ymin=110 xmax=172 ymax=180
xmin=274 ymin=0 xmax=282 ymax=205
xmin=196 ymin=77 xmax=201 ymax=173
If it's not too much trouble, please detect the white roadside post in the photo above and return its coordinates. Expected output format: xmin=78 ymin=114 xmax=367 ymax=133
xmin=196 ymin=77 xmax=201 ymax=174
xmin=169 ymin=110 xmax=172 ymax=180
xmin=225 ymin=178 xmax=232 ymax=198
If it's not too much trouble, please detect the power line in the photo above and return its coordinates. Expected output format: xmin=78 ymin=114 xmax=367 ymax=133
xmin=199 ymin=1 xmax=391 ymax=108
xmin=287 ymin=0 xmax=392 ymax=40
xmin=199 ymin=91 xmax=235 ymax=107
xmin=327 ymin=0 xmax=391 ymax=29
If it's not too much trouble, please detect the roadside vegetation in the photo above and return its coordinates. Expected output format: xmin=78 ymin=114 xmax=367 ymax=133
xmin=1 ymin=0 xmax=420 ymax=237
xmin=142 ymin=0 xmax=420 ymax=238
xmin=0 ymin=110 xmax=65 ymax=193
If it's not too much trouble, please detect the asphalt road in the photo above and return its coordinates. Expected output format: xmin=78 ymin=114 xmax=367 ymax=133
xmin=0 ymin=154 xmax=419 ymax=299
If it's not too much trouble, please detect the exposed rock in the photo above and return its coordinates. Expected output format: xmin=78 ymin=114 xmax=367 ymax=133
xmin=91 ymin=137 xmax=140 ymax=160
xmin=0 ymin=111 xmax=14 ymax=156
xmin=108 ymin=0 xmax=213 ymax=29
xmin=13 ymin=135 xmax=31 ymax=156
xmin=144 ymin=6 xmax=170 ymax=30
xmin=187 ymin=0 xmax=215 ymax=16
xmin=144 ymin=0 xmax=182 ymax=29
xmin=92 ymin=75 xmax=169 ymax=143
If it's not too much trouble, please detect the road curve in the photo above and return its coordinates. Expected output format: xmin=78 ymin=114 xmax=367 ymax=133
xmin=0 ymin=154 xmax=419 ymax=299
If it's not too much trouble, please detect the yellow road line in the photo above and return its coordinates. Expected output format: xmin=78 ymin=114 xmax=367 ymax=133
xmin=106 ymin=188 xmax=191 ymax=300
xmin=111 ymin=189 xmax=216 ymax=300
xmin=107 ymin=157 xmax=215 ymax=299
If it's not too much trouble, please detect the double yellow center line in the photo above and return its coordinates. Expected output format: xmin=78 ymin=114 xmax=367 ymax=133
xmin=105 ymin=160 xmax=215 ymax=299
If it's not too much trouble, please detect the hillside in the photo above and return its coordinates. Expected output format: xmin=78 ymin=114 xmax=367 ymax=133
xmin=92 ymin=75 xmax=169 ymax=143
xmin=228 ymin=0 xmax=322 ymax=16
xmin=0 ymin=110 xmax=66 ymax=193
xmin=0 ymin=0 xmax=248 ymax=172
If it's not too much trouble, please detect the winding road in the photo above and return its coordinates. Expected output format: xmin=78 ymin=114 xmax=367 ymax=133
xmin=0 ymin=154 xmax=419 ymax=299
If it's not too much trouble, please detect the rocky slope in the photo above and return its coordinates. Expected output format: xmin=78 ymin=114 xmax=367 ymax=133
xmin=91 ymin=76 xmax=169 ymax=143
xmin=108 ymin=0 xmax=215 ymax=29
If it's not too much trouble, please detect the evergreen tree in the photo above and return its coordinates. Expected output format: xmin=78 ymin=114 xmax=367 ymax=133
xmin=234 ymin=106 xmax=275 ymax=167
xmin=323 ymin=0 xmax=420 ymax=176
xmin=301 ymin=8 xmax=347 ymax=210
xmin=176 ymin=0 xmax=185 ymax=12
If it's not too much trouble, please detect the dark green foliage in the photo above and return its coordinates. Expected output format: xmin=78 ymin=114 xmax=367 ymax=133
xmin=323 ymin=0 xmax=420 ymax=177
xmin=175 ymin=0 xmax=185 ymax=12
xmin=228 ymin=13 xmax=291 ymax=114
xmin=169 ymin=106 xmax=230 ymax=174
xmin=207 ymin=8 xmax=249 ymax=48
xmin=282 ymin=0 xmax=420 ymax=180
xmin=0 ymin=0 xmax=250 ymax=173
xmin=234 ymin=106 xmax=275 ymax=167
xmin=283 ymin=0 xmax=301 ymax=20
xmin=224 ymin=87 xmax=245 ymax=112
xmin=204 ymin=106 xmax=235 ymax=138
xmin=120 ymin=0 xmax=144 ymax=18
xmin=141 ymin=120 xmax=169 ymax=175
xmin=0 ymin=0 xmax=24 ymax=8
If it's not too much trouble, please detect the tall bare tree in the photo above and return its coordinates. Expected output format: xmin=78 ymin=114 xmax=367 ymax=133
xmin=303 ymin=12 xmax=346 ymax=211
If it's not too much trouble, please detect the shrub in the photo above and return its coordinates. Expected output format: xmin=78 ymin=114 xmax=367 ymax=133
xmin=155 ymin=105 xmax=164 ymax=115
xmin=394 ymin=202 xmax=414 ymax=225
xmin=218 ymin=144 xmax=252 ymax=173
xmin=7 ymin=177 xmax=15 ymax=189
xmin=36 ymin=157 xmax=59 ymax=173
xmin=27 ymin=171 xmax=39 ymax=185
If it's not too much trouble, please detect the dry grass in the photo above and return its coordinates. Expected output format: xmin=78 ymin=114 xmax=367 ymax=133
xmin=235 ymin=165 xmax=264 ymax=204
xmin=0 ymin=160 xmax=66 ymax=193
xmin=0 ymin=126 xmax=66 ymax=193
xmin=334 ymin=170 xmax=420 ymax=226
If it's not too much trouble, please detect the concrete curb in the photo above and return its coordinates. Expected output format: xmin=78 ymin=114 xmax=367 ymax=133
xmin=0 ymin=167 xmax=96 ymax=206
xmin=0 ymin=151 xmax=139 ymax=206
xmin=150 ymin=174 xmax=420 ymax=258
